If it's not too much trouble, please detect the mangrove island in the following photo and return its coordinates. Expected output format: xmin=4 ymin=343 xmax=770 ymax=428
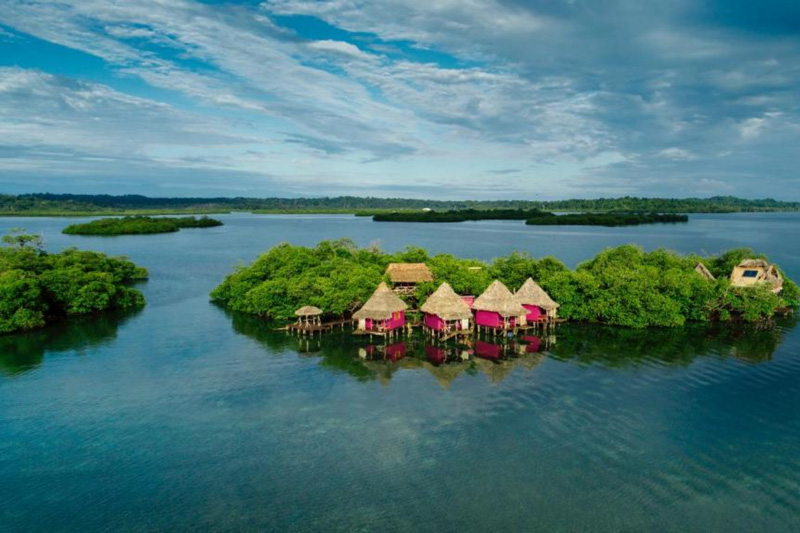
xmin=372 ymin=209 xmax=688 ymax=226
xmin=62 ymin=215 xmax=223 ymax=236
xmin=211 ymin=240 xmax=799 ymax=330
xmin=0 ymin=229 xmax=148 ymax=334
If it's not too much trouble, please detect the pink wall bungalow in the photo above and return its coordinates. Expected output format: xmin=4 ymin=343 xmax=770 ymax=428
xmin=514 ymin=278 xmax=559 ymax=322
xmin=353 ymin=282 xmax=408 ymax=333
xmin=420 ymin=282 xmax=473 ymax=333
xmin=472 ymin=280 xmax=528 ymax=330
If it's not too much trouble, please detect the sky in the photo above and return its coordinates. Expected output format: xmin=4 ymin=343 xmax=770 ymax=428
xmin=0 ymin=0 xmax=798 ymax=200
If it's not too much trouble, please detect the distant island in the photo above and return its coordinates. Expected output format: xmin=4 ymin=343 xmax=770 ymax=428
xmin=1 ymin=193 xmax=800 ymax=216
xmin=372 ymin=209 xmax=689 ymax=226
xmin=0 ymin=230 xmax=147 ymax=334
xmin=62 ymin=216 xmax=223 ymax=235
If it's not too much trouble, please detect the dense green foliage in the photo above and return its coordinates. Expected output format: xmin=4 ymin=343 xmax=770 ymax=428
xmin=62 ymin=216 xmax=223 ymax=235
xmin=0 ymin=230 xmax=147 ymax=334
xmin=373 ymin=209 xmax=688 ymax=226
xmin=2 ymin=193 xmax=799 ymax=215
xmin=211 ymin=241 xmax=799 ymax=327
xmin=525 ymin=212 xmax=688 ymax=226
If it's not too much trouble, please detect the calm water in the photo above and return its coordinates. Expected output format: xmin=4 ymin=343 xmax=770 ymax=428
xmin=1 ymin=213 xmax=800 ymax=532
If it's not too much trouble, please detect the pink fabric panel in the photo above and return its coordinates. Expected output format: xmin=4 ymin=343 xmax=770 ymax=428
xmin=365 ymin=319 xmax=373 ymax=330
xmin=424 ymin=313 xmax=445 ymax=330
xmin=475 ymin=310 xmax=503 ymax=327
xmin=385 ymin=310 xmax=405 ymax=330
xmin=523 ymin=304 xmax=543 ymax=322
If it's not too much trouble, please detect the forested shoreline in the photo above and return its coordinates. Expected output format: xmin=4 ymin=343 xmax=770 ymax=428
xmin=211 ymin=240 xmax=799 ymax=328
xmin=372 ymin=209 xmax=689 ymax=226
xmin=2 ymin=193 xmax=799 ymax=216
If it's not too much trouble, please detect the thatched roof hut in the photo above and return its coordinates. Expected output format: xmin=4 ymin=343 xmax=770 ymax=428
xmin=514 ymin=278 xmax=559 ymax=312
xmin=694 ymin=262 xmax=716 ymax=281
xmin=421 ymin=282 xmax=472 ymax=321
xmin=353 ymin=282 xmax=408 ymax=320
xmin=295 ymin=305 xmax=323 ymax=317
xmin=731 ymin=259 xmax=783 ymax=293
xmin=386 ymin=263 xmax=434 ymax=284
xmin=473 ymin=280 xmax=527 ymax=317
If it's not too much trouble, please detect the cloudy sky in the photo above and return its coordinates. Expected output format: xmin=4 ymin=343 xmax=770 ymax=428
xmin=0 ymin=0 xmax=798 ymax=199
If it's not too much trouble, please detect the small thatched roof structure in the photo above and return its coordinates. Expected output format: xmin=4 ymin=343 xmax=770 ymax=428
xmin=731 ymin=259 xmax=783 ymax=293
xmin=353 ymin=282 xmax=408 ymax=320
xmin=473 ymin=280 xmax=527 ymax=317
xmin=295 ymin=305 xmax=322 ymax=317
xmin=386 ymin=263 xmax=434 ymax=284
xmin=514 ymin=278 xmax=559 ymax=311
xmin=694 ymin=262 xmax=716 ymax=281
xmin=421 ymin=282 xmax=472 ymax=321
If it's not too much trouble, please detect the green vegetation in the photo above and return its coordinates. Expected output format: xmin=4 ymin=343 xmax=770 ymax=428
xmin=211 ymin=241 xmax=799 ymax=328
xmin=373 ymin=209 xmax=688 ymax=226
xmin=2 ymin=193 xmax=800 ymax=216
xmin=62 ymin=216 xmax=223 ymax=235
xmin=373 ymin=209 xmax=548 ymax=222
xmin=0 ymin=229 xmax=147 ymax=334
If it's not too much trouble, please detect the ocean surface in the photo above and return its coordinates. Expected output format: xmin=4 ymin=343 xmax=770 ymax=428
xmin=1 ymin=213 xmax=799 ymax=532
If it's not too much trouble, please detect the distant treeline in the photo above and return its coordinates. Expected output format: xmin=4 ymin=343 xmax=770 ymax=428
xmin=525 ymin=213 xmax=688 ymax=227
xmin=63 ymin=216 xmax=223 ymax=235
xmin=373 ymin=209 xmax=688 ymax=226
xmin=1 ymin=193 xmax=800 ymax=215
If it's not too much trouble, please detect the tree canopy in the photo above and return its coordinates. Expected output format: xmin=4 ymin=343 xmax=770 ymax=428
xmin=62 ymin=216 xmax=223 ymax=235
xmin=0 ymin=230 xmax=148 ymax=334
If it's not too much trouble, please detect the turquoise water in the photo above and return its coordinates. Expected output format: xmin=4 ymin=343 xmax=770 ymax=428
xmin=1 ymin=213 xmax=799 ymax=532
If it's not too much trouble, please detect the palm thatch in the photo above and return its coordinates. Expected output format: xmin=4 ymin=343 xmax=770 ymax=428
xmin=353 ymin=282 xmax=408 ymax=320
xmin=730 ymin=259 xmax=783 ymax=293
xmin=514 ymin=278 xmax=559 ymax=311
xmin=473 ymin=280 xmax=527 ymax=317
xmin=295 ymin=305 xmax=323 ymax=317
xmin=386 ymin=263 xmax=434 ymax=283
xmin=421 ymin=282 xmax=472 ymax=320
xmin=694 ymin=262 xmax=716 ymax=281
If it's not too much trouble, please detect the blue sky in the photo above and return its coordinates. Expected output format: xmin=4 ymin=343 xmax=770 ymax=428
xmin=0 ymin=0 xmax=798 ymax=199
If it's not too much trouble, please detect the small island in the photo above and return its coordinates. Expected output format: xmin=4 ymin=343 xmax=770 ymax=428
xmin=62 ymin=215 xmax=223 ymax=236
xmin=371 ymin=209 xmax=688 ymax=226
xmin=211 ymin=240 xmax=798 ymax=329
xmin=0 ymin=230 xmax=148 ymax=334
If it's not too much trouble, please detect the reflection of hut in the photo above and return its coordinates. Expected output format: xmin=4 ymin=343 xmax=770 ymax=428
xmin=730 ymin=259 xmax=783 ymax=293
xmin=473 ymin=280 xmax=528 ymax=330
xmin=295 ymin=305 xmax=323 ymax=327
xmin=386 ymin=263 xmax=434 ymax=295
xmin=353 ymin=282 xmax=408 ymax=333
xmin=421 ymin=282 xmax=472 ymax=334
xmin=694 ymin=262 xmax=716 ymax=281
xmin=514 ymin=278 xmax=559 ymax=321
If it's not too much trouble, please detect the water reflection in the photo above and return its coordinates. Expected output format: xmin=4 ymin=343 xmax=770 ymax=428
xmin=0 ymin=309 xmax=142 ymax=376
xmin=230 ymin=311 xmax=798 ymax=386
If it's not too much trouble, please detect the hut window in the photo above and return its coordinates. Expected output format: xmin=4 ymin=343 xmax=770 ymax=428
xmin=743 ymin=270 xmax=759 ymax=278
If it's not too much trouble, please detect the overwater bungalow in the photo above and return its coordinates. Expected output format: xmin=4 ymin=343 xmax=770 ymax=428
xmin=420 ymin=282 xmax=472 ymax=337
xmin=386 ymin=262 xmax=434 ymax=295
xmin=730 ymin=259 xmax=783 ymax=293
xmin=514 ymin=278 xmax=559 ymax=322
xmin=472 ymin=280 xmax=528 ymax=331
xmin=353 ymin=282 xmax=408 ymax=334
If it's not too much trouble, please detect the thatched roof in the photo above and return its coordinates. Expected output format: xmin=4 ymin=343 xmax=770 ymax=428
xmin=353 ymin=282 xmax=408 ymax=320
xmin=473 ymin=280 xmax=527 ymax=317
xmin=514 ymin=278 xmax=559 ymax=310
xmin=386 ymin=263 xmax=434 ymax=283
xmin=694 ymin=262 xmax=716 ymax=281
xmin=295 ymin=305 xmax=322 ymax=316
xmin=420 ymin=282 xmax=472 ymax=320
xmin=738 ymin=259 xmax=770 ymax=268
